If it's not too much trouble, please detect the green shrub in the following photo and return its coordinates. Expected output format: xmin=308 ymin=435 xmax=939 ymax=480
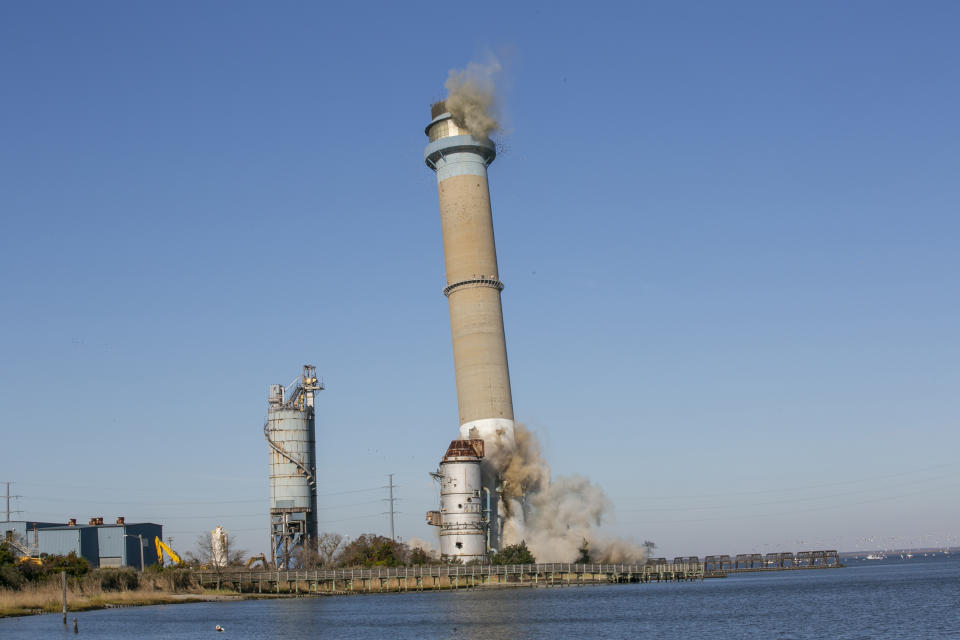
xmin=408 ymin=547 xmax=431 ymax=566
xmin=0 ymin=564 xmax=23 ymax=589
xmin=490 ymin=541 xmax=536 ymax=565
xmin=42 ymin=552 xmax=89 ymax=578
xmin=337 ymin=534 xmax=405 ymax=567
xmin=0 ymin=542 xmax=16 ymax=567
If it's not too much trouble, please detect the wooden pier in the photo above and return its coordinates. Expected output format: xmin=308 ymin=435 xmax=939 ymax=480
xmin=194 ymin=551 xmax=842 ymax=595
xmin=196 ymin=560 xmax=704 ymax=594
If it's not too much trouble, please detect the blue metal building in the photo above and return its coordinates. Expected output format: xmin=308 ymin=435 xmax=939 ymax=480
xmin=36 ymin=527 xmax=100 ymax=565
xmin=2 ymin=520 xmax=64 ymax=544
xmin=2 ymin=519 xmax=162 ymax=569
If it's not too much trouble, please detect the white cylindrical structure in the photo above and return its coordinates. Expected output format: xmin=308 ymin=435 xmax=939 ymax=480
xmin=435 ymin=440 xmax=486 ymax=561
xmin=211 ymin=526 xmax=227 ymax=567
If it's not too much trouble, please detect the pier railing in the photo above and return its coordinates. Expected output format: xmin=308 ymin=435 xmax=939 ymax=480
xmin=198 ymin=561 xmax=699 ymax=581
xmin=193 ymin=561 xmax=706 ymax=594
xmin=192 ymin=552 xmax=841 ymax=594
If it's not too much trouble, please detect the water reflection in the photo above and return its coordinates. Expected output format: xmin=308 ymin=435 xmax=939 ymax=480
xmin=433 ymin=586 xmax=535 ymax=640
xmin=0 ymin=559 xmax=958 ymax=640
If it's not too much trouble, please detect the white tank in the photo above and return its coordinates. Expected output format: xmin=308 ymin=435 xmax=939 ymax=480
xmin=211 ymin=526 xmax=227 ymax=567
xmin=435 ymin=440 xmax=486 ymax=561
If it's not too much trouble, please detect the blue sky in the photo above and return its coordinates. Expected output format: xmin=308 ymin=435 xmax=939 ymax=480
xmin=1 ymin=1 xmax=957 ymax=558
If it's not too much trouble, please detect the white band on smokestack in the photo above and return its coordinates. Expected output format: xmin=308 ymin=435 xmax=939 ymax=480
xmin=459 ymin=418 xmax=515 ymax=442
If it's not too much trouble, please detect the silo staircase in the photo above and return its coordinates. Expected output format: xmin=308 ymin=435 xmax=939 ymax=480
xmin=263 ymin=421 xmax=316 ymax=488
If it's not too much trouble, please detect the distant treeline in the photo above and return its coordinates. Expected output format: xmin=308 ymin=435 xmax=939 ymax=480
xmin=285 ymin=534 xmax=537 ymax=569
xmin=2 ymin=534 xmax=543 ymax=582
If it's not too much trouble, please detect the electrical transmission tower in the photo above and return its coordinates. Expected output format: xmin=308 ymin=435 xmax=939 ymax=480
xmin=3 ymin=482 xmax=23 ymax=522
xmin=383 ymin=474 xmax=399 ymax=541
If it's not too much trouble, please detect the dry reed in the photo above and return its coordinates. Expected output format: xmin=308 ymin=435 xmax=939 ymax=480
xmin=0 ymin=570 xmax=202 ymax=617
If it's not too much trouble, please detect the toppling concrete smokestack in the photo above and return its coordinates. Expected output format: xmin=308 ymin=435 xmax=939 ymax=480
xmin=425 ymin=97 xmax=514 ymax=558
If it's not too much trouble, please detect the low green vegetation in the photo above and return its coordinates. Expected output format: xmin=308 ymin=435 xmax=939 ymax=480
xmin=291 ymin=533 xmax=540 ymax=569
xmin=490 ymin=541 xmax=536 ymax=565
xmin=337 ymin=534 xmax=406 ymax=568
xmin=0 ymin=541 xmax=209 ymax=617
xmin=2 ymin=533 xmax=557 ymax=616
xmin=0 ymin=541 xmax=89 ymax=589
xmin=292 ymin=533 xmax=453 ymax=569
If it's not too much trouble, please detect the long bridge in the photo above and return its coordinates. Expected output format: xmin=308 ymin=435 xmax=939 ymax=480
xmin=194 ymin=551 xmax=842 ymax=595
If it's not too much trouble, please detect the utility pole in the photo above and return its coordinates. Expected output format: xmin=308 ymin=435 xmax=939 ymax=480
xmin=3 ymin=482 xmax=22 ymax=522
xmin=61 ymin=570 xmax=67 ymax=625
xmin=384 ymin=474 xmax=397 ymax=541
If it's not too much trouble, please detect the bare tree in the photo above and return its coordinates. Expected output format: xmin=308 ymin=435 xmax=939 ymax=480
xmin=293 ymin=539 xmax=322 ymax=569
xmin=190 ymin=530 xmax=247 ymax=568
xmin=290 ymin=533 xmax=345 ymax=569
xmin=317 ymin=533 xmax=343 ymax=567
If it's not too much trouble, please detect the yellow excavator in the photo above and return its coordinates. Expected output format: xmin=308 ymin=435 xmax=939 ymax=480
xmin=6 ymin=538 xmax=42 ymax=566
xmin=245 ymin=553 xmax=268 ymax=569
xmin=155 ymin=537 xmax=182 ymax=566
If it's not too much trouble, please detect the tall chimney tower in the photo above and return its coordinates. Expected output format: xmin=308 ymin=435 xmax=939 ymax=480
xmin=425 ymin=100 xmax=514 ymax=556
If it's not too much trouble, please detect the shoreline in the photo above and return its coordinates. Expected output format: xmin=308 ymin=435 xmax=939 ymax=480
xmin=0 ymin=580 xmax=586 ymax=618
xmin=0 ymin=590 xmax=295 ymax=619
xmin=0 ymin=585 xmax=525 ymax=619
xmin=3 ymin=557 xmax=866 ymax=618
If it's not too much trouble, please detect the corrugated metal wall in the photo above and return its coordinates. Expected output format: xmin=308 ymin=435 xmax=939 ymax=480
xmin=79 ymin=528 xmax=98 ymax=565
xmin=35 ymin=528 xmax=99 ymax=564
xmin=96 ymin=527 xmax=125 ymax=566
xmin=124 ymin=524 xmax=162 ymax=567
xmin=7 ymin=522 xmax=163 ymax=569
xmin=2 ymin=521 xmax=67 ymax=545
xmin=267 ymin=408 xmax=315 ymax=511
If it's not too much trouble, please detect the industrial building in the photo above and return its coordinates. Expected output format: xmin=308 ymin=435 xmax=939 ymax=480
xmin=423 ymin=100 xmax=517 ymax=559
xmin=265 ymin=364 xmax=322 ymax=569
xmin=2 ymin=518 xmax=162 ymax=569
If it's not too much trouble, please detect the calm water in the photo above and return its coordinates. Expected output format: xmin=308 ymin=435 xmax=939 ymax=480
xmin=2 ymin=557 xmax=957 ymax=639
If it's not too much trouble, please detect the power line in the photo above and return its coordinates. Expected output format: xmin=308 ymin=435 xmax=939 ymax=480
xmin=318 ymin=486 xmax=387 ymax=498
xmin=617 ymin=473 xmax=958 ymax=513
xmin=21 ymin=496 xmax=267 ymax=506
xmin=18 ymin=493 xmax=396 ymax=523
xmin=166 ymin=510 xmax=384 ymax=535
xmin=18 ymin=495 xmax=385 ymax=516
xmin=12 ymin=483 xmax=385 ymax=499
xmin=615 ymin=462 xmax=957 ymax=501
xmin=323 ymin=513 xmax=384 ymax=524
xmin=319 ymin=499 xmax=385 ymax=510
xmin=619 ymin=482 xmax=960 ymax=526
xmin=21 ymin=495 xmax=387 ymax=508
